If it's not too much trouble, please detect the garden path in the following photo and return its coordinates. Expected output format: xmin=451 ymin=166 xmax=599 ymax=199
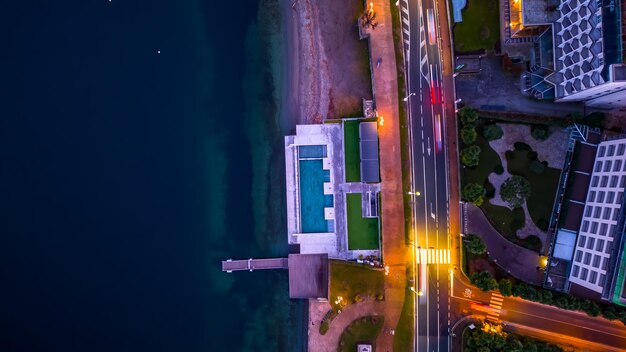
xmin=308 ymin=298 xmax=386 ymax=352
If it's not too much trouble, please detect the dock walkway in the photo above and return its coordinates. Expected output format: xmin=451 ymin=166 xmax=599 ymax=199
xmin=221 ymin=258 xmax=288 ymax=272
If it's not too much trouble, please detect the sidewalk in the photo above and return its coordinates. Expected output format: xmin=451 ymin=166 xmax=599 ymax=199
xmin=361 ymin=1 xmax=407 ymax=350
xmin=463 ymin=203 xmax=545 ymax=285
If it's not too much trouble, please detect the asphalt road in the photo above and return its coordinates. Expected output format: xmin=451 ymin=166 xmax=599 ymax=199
xmin=450 ymin=272 xmax=626 ymax=351
xmin=404 ymin=0 xmax=451 ymax=350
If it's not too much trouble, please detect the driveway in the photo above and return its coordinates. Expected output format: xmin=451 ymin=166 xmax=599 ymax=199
xmin=455 ymin=55 xmax=584 ymax=117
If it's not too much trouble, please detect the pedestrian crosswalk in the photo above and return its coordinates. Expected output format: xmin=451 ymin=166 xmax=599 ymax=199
xmin=415 ymin=248 xmax=451 ymax=264
xmin=487 ymin=292 xmax=504 ymax=321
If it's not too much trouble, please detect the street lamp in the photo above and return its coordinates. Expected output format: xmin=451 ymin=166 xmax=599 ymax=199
xmin=407 ymin=191 xmax=421 ymax=196
xmin=379 ymin=116 xmax=385 ymax=126
xmin=403 ymin=92 xmax=415 ymax=101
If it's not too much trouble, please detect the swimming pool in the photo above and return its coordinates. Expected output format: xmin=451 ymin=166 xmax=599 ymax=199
xmin=299 ymin=145 xmax=327 ymax=159
xmin=299 ymin=159 xmax=329 ymax=233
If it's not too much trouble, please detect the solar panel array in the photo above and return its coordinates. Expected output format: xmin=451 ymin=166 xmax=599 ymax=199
xmin=359 ymin=122 xmax=380 ymax=183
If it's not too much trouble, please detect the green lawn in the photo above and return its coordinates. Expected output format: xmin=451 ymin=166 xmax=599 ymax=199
xmin=505 ymin=145 xmax=561 ymax=231
xmin=347 ymin=193 xmax=380 ymax=250
xmin=330 ymin=260 xmax=385 ymax=310
xmin=453 ymin=0 xmax=500 ymax=52
xmin=344 ymin=121 xmax=361 ymax=182
xmin=481 ymin=201 xmax=525 ymax=239
xmin=461 ymin=133 xmax=502 ymax=187
xmin=338 ymin=316 xmax=384 ymax=352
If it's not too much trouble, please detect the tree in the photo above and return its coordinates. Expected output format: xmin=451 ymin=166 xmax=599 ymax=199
xmin=461 ymin=145 xmax=481 ymax=167
xmin=360 ymin=9 xmax=378 ymax=29
xmin=531 ymin=125 xmax=552 ymax=141
xmin=470 ymin=271 xmax=499 ymax=291
xmin=500 ymin=175 xmax=531 ymax=209
xmin=461 ymin=126 xmax=477 ymax=145
xmin=459 ymin=107 xmax=479 ymax=127
xmin=466 ymin=234 xmax=487 ymax=255
xmin=499 ymin=279 xmax=513 ymax=297
xmin=483 ymin=124 xmax=504 ymax=141
xmin=462 ymin=183 xmax=487 ymax=206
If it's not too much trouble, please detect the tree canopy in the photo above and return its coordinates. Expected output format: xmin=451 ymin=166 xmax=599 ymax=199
xmin=482 ymin=124 xmax=504 ymax=141
xmin=500 ymin=175 xmax=531 ymax=209
xmin=462 ymin=183 xmax=487 ymax=206
xmin=461 ymin=145 xmax=481 ymax=167
xmin=465 ymin=234 xmax=487 ymax=255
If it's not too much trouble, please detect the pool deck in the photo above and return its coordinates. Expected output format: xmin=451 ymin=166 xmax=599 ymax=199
xmin=285 ymin=124 xmax=382 ymax=259
xmin=285 ymin=124 xmax=348 ymax=257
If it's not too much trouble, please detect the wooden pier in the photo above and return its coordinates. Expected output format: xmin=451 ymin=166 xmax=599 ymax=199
xmin=221 ymin=257 xmax=289 ymax=273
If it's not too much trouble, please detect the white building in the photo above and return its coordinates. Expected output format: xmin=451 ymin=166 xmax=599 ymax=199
xmin=515 ymin=0 xmax=626 ymax=109
xmin=569 ymin=137 xmax=626 ymax=292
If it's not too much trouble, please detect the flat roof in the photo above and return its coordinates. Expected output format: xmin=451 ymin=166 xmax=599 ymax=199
xmin=562 ymin=202 xmax=584 ymax=232
xmin=569 ymin=172 xmax=590 ymax=202
xmin=360 ymin=122 xmax=380 ymax=183
xmin=288 ymin=253 xmax=329 ymax=299
xmin=553 ymin=229 xmax=577 ymax=260
xmin=576 ymin=143 xmax=598 ymax=173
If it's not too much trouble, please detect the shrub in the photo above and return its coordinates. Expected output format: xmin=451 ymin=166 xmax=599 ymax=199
xmin=531 ymin=125 xmax=552 ymax=141
xmin=463 ymin=183 xmax=487 ymax=206
xmin=500 ymin=175 xmax=531 ymax=209
xmin=484 ymin=181 xmax=496 ymax=198
xmin=529 ymin=160 xmax=546 ymax=174
xmin=461 ymin=126 xmax=478 ymax=145
xmin=461 ymin=145 xmax=481 ymax=167
xmin=482 ymin=124 xmax=504 ymax=141
xmin=459 ymin=107 xmax=480 ymax=127
xmin=525 ymin=235 xmax=542 ymax=252
xmin=470 ymin=271 xmax=498 ymax=291
xmin=465 ymin=234 xmax=487 ymax=255
xmin=493 ymin=164 xmax=504 ymax=175
xmin=498 ymin=279 xmax=513 ymax=297
xmin=527 ymin=150 xmax=538 ymax=160
xmin=514 ymin=142 xmax=531 ymax=151
xmin=505 ymin=150 xmax=515 ymax=160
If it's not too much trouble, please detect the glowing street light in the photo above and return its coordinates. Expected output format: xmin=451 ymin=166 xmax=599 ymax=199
xmin=407 ymin=191 xmax=421 ymax=196
xmin=379 ymin=116 xmax=385 ymax=126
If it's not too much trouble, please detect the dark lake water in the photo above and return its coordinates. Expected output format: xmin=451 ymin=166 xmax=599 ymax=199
xmin=0 ymin=1 xmax=303 ymax=351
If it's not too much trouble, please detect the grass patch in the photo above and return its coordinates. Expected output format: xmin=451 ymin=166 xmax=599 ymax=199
xmin=453 ymin=0 xmax=500 ymax=52
xmin=347 ymin=193 xmax=380 ymax=250
xmin=344 ymin=120 xmax=361 ymax=182
xmin=330 ymin=260 xmax=385 ymax=311
xmin=481 ymin=201 xmax=525 ymax=240
xmin=393 ymin=265 xmax=415 ymax=352
xmin=338 ymin=316 xmax=384 ymax=352
xmin=462 ymin=132 xmax=502 ymax=187
xmin=505 ymin=145 xmax=560 ymax=231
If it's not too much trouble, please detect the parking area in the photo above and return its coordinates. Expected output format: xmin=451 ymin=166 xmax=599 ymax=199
xmin=455 ymin=55 xmax=584 ymax=117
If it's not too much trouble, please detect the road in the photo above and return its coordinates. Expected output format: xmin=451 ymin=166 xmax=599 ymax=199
xmin=450 ymin=273 xmax=626 ymax=351
xmin=403 ymin=0 xmax=452 ymax=350
xmin=398 ymin=0 xmax=626 ymax=350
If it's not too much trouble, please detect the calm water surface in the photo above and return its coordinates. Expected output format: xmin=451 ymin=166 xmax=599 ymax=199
xmin=0 ymin=0 xmax=303 ymax=351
